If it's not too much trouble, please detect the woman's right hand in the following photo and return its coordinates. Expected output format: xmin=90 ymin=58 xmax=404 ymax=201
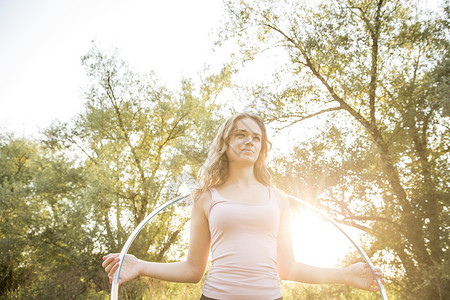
xmin=102 ymin=253 xmax=141 ymax=285
xmin=344 ymin=262 xmax=384 ymax=292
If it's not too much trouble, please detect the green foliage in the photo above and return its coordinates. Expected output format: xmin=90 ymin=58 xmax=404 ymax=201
xmin=140 ymin=278 xmax=203 ymax=299
xmin=281 ymin=281 xmax=393 ymax=300
xmin=0 ymin=134 xmax=103 ymax=299
xmin=0 ymin=137 xmax=37 ymax=295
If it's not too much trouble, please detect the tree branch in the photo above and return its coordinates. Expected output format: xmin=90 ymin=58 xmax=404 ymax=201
xmin=260 ymin=22 xmax=372 ymax=130
xmin=368 ymin=0 xmax=384 ymax=126
xmin=271 ymin=106 xmax=342 ymax=130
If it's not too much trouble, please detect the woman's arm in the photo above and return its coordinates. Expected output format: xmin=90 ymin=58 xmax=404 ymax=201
xmin=102 ymin=192 xmax=211 ymax=284
xmin=275 ymin=189 xmax=383 ymax=292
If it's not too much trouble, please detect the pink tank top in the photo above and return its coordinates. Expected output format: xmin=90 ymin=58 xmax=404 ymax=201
xmin=202 ymin=187 xmax=282 ymax=300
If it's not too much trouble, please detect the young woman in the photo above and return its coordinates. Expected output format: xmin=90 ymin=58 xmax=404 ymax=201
xmin=102 ymin=112 xmax=384 ymax=299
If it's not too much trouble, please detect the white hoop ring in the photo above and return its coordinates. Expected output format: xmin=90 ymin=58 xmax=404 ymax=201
xmin=110 ymin=193 xmax=388 ymax=300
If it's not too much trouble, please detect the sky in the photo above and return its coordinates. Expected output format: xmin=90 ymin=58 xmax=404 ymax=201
xmin=0 ymin=0 xmax=225 ymax=138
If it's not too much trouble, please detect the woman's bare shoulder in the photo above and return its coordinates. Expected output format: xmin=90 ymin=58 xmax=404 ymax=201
xmin=272 ymin=187 xmax=290 ymax=209
xmin=195 ymin=189 xmax=212 ymax=203
xmin=272 ymin=186 xmax=288 ymax=199
xmin=193 ymin=190 xmax=212 ymax=217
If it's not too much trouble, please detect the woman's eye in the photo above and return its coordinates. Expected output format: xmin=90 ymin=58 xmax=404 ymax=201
xmin=253 ymin=137 xmax=261 ymax=141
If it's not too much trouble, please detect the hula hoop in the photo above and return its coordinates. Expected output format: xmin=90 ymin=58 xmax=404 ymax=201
xmin=110 ymin=194 xmax=189 ymax=299
xmin=110 ymin=193 xmax=388 ymax=300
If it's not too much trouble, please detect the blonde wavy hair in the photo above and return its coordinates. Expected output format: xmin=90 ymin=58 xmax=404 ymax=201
xmin=194 ymin=113 xmax=272 ymax=200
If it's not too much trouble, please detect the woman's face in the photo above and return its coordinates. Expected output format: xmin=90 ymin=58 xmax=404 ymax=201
xmin=225 ymin=117 xmax=262 ymax=166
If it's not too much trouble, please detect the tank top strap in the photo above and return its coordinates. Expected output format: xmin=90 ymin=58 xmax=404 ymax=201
xmin=269 ymin=186 xmax=281 ymax=208
xmin=208 ymin=187 xmax=225 ymax=219
xmin=209 ymin=187 xmax=221 ymax=202
xmin=268 ymin=186 xmax=272 ymax=201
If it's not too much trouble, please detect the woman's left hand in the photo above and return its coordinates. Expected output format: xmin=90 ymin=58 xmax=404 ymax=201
xmin=345 ymin=262 xmax=384 ymax=292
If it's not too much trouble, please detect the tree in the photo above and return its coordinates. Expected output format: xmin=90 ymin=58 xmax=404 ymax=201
xmin=43 ymin=44 xmax=229 ymax=297
xmin=0 ymin=136 xmax=37 ymax=296
xmin=219 ymin=0 xmax=449 ymax=298
xmin=0 ymin=134 xmax=100 ymax=299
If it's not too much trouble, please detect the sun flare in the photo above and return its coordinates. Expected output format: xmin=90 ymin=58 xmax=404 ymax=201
xmin=289 ymin=209 xmax=361 ymax=268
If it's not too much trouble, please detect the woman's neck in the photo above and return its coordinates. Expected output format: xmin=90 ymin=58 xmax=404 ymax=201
xmin=225 ymin=164 xmax=259 ymax=186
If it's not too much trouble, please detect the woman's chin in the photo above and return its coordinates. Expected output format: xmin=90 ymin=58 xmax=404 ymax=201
xmin=233 ymin=157 xmax=257 ymax=166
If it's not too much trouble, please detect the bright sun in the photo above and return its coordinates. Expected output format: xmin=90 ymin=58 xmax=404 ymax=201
xmin=289 ymin=209 xmax=362 ymax=268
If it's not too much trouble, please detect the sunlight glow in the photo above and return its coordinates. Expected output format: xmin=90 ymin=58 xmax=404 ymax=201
xmin=290 ymin=209 xmax=361 ymax=268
